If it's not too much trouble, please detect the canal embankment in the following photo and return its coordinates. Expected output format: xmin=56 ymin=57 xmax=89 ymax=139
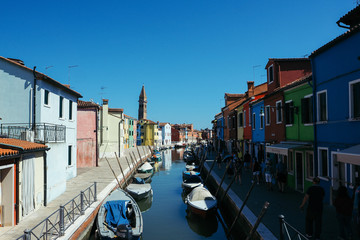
xmin=0 ymin=146 xmax=152 ymax=240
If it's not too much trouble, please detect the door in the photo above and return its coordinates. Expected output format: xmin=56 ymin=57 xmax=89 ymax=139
xmin=22 ymin=156 xmax=35 ymax=217
xmin=296 ymin=152 xmax=304 ymax=192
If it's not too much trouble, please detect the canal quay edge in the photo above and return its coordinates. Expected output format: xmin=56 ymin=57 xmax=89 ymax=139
xmin=0 ymin=146 xmax=152 ymax=240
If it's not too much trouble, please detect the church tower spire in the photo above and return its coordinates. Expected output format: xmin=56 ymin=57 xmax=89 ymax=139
xmin=138 ymin=85 xmax=147 ymax=120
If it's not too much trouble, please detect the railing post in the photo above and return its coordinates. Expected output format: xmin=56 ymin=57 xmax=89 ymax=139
xmin=59 ymin=205 xmax=65 ymax=236
xmin=80 ymin=191 xmax=85 ymax=215
xmin=94 ymin=182 xmax=97 ymax=202
xmin=44 ymin=123 xmax=46 ymax=143
xmin=24 ymin=229 xmax=31 ymax=240
xmin=279 ymin=215 xmax=285 ymax=240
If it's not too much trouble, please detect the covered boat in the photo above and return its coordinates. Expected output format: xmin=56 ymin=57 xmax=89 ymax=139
xmin=125 ymin=178 xmax=152 ymax=201
xmin=182 ymin=175 xmax=203 ymax=191
xmin=185 ymin=163 xmax=199 ymax=171
xmin=97 ymin=188 xmax=143 ymax=240
xmin=137 ymin=162 xmax=153 ymax=174
xmin=133 ymin=172 xmax=152 ymax=183
xmin=183 ymin=170 xmax=200 ymax=181
xmin=185 ymin=186 xmax=217 ymax=217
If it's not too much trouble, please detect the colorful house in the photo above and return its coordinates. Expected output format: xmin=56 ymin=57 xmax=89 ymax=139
xmin=77 ymin=100 xmax=99 ymax=167
xmin=159 ymin=123 xmax=172 ymax=146
xmin=124 ymin=114 xmax=137 ymax=149
xmin=99 ymin=99 xmax=124 ymax=158
xmin=0 ymin=138 xmax=48 ymax=226
xmin=310 ymin=5 xmax=360 ymax=203
xmin=0 ymin=56 xmax=82 ymax=203
xmin=137 ymin=119 xmax=158 ymax=146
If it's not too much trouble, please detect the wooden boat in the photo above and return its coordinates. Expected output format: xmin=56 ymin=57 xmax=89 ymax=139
xmin=125 ymin=178 xmax=152 ymax=201
xmin=133 ymin=172 xmax=152 ymax=183
xmin=137 ymin=162 xmax=153 ymax=174
xmin=185 ymin=163 xmax=199 ymax=171
xmin=182 ymin=175 xmax=203 ymax=191
xmin=150 ymin=151 xmax=162 ymax=162
xmin=185 ymin=186 xmax=217 ymax=217
xmin=183 ymin=170 xmax=200 ymax=181
xmin=97 ymin=188 xmax=143 ymax=240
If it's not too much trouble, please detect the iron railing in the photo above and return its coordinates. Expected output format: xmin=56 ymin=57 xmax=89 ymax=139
xmin=16 ymin=182 xmax=97 ymax=240
xmin=279 ymin=215 xmax=309 ymax=240
xmin=0 ymin=123 xmax=66 ymax=143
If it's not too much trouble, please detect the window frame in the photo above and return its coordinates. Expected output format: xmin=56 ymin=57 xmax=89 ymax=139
xmin=59 ymin=96 xmax=64 ymax=119
xmin=285 ymin=100 xmax=294 ymax=126
xmin=268 ymin=65 xmax=274 ymax=84
xmin=260 ymin=112 xmax=264 ymax=129
xmin=317 ymin=90 xmax=328 ymax=123
xmin=265 ymin=105 xmax=271 ymax=126
xmin=305 ymin=151 xmax=314 ymax=180
xmin=238 ymin=112 xmax=243 ymax=127
xmin=44 ymin=89 xmax=50 ymax=106
xmin=68 ymin=145 xmax=72 ymax=166
xmin=69 ymin=100 xmax=73 ymax=120
xmin=244 ymin=110 xmax=246 ymax=127
xmin=276 ymin=100 xmax=282 ymax=124
xmin=318 ymin=147 xmax=329 ymax=180
xmin=349 ymin=79 xmax=360 ymax=120
xmin=301 ymin=94 xmax=314 ymax=126
xmin=252 ymin=112 xmax=256 ymax=130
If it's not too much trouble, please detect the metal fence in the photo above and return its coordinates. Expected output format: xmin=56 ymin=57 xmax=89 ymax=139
xmin=16 ymin=182 xmax=97 ymax=240
xmin=279 ymin=215 xmax=309 ymax=240
xmin=0 ymin=123 xmax=66 ymax=143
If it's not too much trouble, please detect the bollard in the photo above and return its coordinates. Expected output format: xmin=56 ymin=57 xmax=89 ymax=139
xmin=59 ymin=205 xmax=65 ymax=236
xmin=279 ymin=215 xmax=285 ymax=240
xmin=115 ymin=153 xmax=127 ymax=187
xmin=24 ymin=229 xmax=31 ymax=240
xmin=215 ymin=160 xmax=232 ymax=197
xmin=220 ymin=168 xmax=239 ymax=202
xmin=80 ymin=191 xmax=85 ymax=215
xmin=204 ymin=158 xmax=217 ymax=185
xmin=94 ymin=182 xmax=97 ymax=202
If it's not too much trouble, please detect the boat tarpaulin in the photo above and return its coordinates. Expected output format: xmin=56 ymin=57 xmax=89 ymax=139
xmin=104 ymin=200 xmax=130 ymax=227
xmin=335 ymin=144 xmax=360 ymax=166
xmin=266 ymin=143 xmax=308 ymax=156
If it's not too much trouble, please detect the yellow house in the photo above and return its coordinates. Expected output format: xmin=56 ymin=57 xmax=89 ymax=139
xmin=138 ymin=119 xmax=159 ymax=146
xmin=235 ymin=105 xmax=245 ymax=158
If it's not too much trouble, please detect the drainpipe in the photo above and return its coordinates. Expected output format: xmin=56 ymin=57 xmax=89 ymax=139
xmin=43 ymin=151 xmax=47 ymax=206
xmin=32 ymin=67 xmax=37 ymax=131
xmin=311 ymin=60 xmax=318 ymax=175
xmin=96 ymin=107 xmax=99 ymax=167
xmin=118 ymin=118 xmax=124 ymax=157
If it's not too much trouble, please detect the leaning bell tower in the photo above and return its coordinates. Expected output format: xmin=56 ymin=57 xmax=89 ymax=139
xmin=138 ymin=85 xmax=147 ymax=120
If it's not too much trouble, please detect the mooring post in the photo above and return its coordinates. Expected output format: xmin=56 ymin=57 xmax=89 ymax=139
xmin=94 ymin=182 xmax=97 ymax=202
xmin=59 ymin=205 xmax=65 ymax=236
xmin=115 ymin=152 xmax=127 ymax=187
xmin=80 ymin=191 xmax=85 ymax=215
xmin=245 ymin=202 xmax=270 ymax=240
xmin=24 ymin=229 xmax=31 ymax=240
xmin=220 ymin=168 xmax=239 ymax=202
xmin=279 ymin=215 xmax=285 ymax=240
xmin=215 ymin=160 xmax=232 ymax=197
xmin=136 ymin=147 xmax=142 ymax=164
xmin=204 ymin=158 xmax=217 ymax=185
xmin=226 ymin=181 xmax=256 ymax=238
xmin=125 ymin=156 xmax=132 ymax=173
xmin=133 ymin=151 xmax=139 ymax=168
xmin=198 ymin=151 xmax=208 ymax=173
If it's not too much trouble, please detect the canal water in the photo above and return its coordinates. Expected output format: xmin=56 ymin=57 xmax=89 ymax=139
xmin=140 ymin=148 xmax=227 ymax=240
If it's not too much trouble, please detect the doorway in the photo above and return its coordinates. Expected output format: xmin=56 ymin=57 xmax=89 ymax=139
xmin=296 ymin=152 xmax=304 ymax=192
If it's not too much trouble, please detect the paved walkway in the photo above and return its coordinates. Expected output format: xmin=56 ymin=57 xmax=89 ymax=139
xmin=206 ymin=150 xmax=357 ymax=240
xmin=0 ymin=147 xmax=151 ymax=240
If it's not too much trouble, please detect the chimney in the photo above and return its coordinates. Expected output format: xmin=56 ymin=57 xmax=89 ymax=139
xmin=247 ymin=81 xmax=254 ymax=97
xmin=103 ymin=99 xmax=109 ymax=105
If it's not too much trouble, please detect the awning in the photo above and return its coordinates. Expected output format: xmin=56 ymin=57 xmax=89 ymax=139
xmin=266 ymin=143 xmax=309 ymax=156
xmin=335 ymin=144 xmax=360 ymax=165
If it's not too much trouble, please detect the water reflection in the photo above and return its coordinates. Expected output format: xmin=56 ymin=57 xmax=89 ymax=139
xmin=162 ymin=149 xmax=172 ymax=170
xmin=185 ymin=209 xmax=218 ymax=237
xmin=137 ymin=193 xmax=153 ymax=213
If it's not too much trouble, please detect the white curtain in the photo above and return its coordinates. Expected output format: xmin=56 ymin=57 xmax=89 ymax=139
xmin=22 ymin=156 xmax=35 ymax=216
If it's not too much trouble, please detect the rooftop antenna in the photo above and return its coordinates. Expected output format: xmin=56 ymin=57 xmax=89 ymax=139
xmin=68 ymin=65 xmax=79 ymax=85
xmin=45 ymin=65 xmax=53 ymax=74
xmin=100 ymin=86 xmax=107 ymax=101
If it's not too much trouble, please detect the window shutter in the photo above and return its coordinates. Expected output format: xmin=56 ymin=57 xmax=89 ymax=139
xmin=301 ymin=98 xmax=308 ymax=124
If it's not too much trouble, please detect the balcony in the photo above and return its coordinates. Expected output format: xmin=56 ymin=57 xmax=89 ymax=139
xmin=0 ymin=123 xmax=66 ymax=143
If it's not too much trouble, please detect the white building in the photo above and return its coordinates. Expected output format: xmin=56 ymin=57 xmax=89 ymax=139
xmin=160 ymin=123 xmax=172 ymax=146
xmin=0 ymin=57 xmax=82 ymax=204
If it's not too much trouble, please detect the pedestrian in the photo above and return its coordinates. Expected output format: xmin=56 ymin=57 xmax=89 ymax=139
xmin=334 ymin=186 xmax=353 ymax=240
xmin=235 ymin=155 xmax=243 ymax=184
xmin=264 ymin=161 xmax=273 ymax=190
xmin=299 ymin=176 xmax=325 ymax=240
xmin=244 ymin=151 xmax=251 ymax=171
xmin=216 ymin=152 xmax=222 ymax=169
xmin=252 ymin=158 xmax=261 ymax=185
xmin=276 ymin=159 xmax=287 ymax=192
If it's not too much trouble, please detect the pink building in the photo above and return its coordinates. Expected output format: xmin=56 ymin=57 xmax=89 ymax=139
xmin=77 ymin=100 xmax=99 ymax=167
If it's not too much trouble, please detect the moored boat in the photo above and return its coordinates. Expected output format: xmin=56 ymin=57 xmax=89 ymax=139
xmin=125 ymin=178 xmax=152 ymax=201
xmin=97 ymin=188 xmax=143 ymax=240
xmin=137 ymin=162 xmax=153 ymax=174
xmin=133 ymin=172 xmax=152 ymax=183
xmin=182 ymin=175 xmax=203 ymax=191
xmin=185 ymin=186 xmax=217 ymax=218
xmin=183 ymin=170 xmax=200 ymax=181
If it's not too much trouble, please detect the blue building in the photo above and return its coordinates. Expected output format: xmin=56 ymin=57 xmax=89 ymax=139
xmin=214 ymin=112 xmax=224 ymax=152
xmin=310 ymin=5 xmax=360 ymax=203
xmin=250 ymin=97 xmax=266 ymax=163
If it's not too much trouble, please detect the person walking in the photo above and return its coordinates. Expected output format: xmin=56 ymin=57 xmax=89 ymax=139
xmin=276 ymin=159 xmax=287 ymax=192
xmin=353 ymin=181 xmax=360 ymax=239
xmin=235 ymin=155 xmax=243 ymax=184
xmin=216 ymin=152 xmax=222 ymax=169
xmin=252 ymin=158 xmax=261 ymax=185
xmin=334 ymin=186 xmax=353 ymax=240
xmin=264 ymin=161 xmax=273 ymax=191
xmin=299 ymin=176 xmax=325 ymax=240
xmin=244 ymin=151 xmax=251 ymax=171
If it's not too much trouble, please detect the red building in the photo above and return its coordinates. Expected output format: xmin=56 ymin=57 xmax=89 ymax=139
xmin=171 ymin=127 xmax=180 ymax=143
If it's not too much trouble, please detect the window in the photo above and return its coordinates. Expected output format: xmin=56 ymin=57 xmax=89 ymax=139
xmin=68 ymin=145 xmax=72 ymax=166
xmin=260 ymin=112 xmax=264 ymax=129
xmin=276 ymin=100 xmax=282 ymax=123
xmin=288 ymin=151 xmax=294 ymax=173
xmin=301 ymin=95 xmax=313 ymax=124
xmin=59 ymin=96 xmax=64 ymax=118
xmin=44 ymin=90 xmax=49 ymax=105
xmin=285 ymin=101 xmax=294 ymax=125
xmin=252 ymin=113 xmax=256 ymax=130
xmin=318 ymin=148 xmax=328 ymax=178
xmin=350 ymin=79 xmax=360 ymax=119
xmin=265 ymin=106 xmax=270 ymax=125
xmin=69 ymin=100 xmax=73 ymax=120
xmin=317 ymin=91 xmax=327 ymax=122
xmin=239 ymin=112 xmax=243 ymax=127
xmin=249 ymin=110 xmax=251 ymax=127
xmin=306 ymin=152 xmax=314 ymax=179
xmin=268 ymin=65 xmax=274 ymax=83
xmin=244 ymin=110 xmax=246 ymax=126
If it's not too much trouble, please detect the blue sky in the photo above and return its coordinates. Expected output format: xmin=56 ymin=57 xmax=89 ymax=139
xmin=1 ymin=1 xmax=357 ymax=129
